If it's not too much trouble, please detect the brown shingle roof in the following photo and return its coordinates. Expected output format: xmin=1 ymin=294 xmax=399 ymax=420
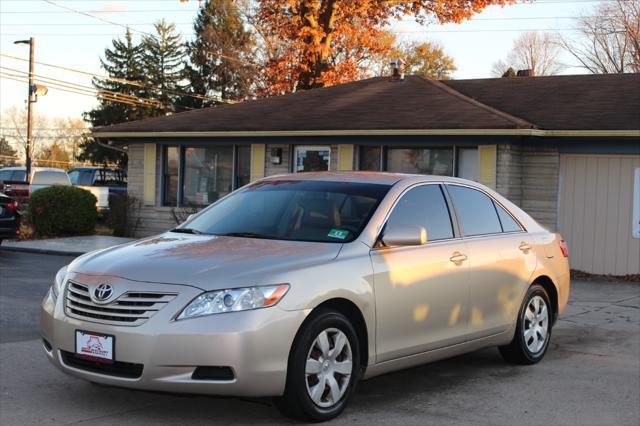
xmin=94 ymin=75 xmax=533 ymax=134
xmin=94 ymin=73 xmax=640 ymax=135
xmin=443 ymin=73 xmax=640 ymax=131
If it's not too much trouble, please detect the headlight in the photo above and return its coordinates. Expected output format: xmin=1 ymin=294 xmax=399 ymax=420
xmin=52 ymin=265 xmax=68 ymax=300
xmin=176 ymin=284 xmax=289 ymax=320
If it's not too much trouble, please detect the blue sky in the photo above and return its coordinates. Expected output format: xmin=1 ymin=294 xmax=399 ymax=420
xmin=0 ymin=0 xmax=602 ymax=121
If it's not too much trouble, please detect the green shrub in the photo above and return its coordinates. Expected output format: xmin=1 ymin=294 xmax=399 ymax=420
xmin=28 ymin=186 xmax=97 ymax=236
xmin=107 ymin=193 xmax=141 ymax=237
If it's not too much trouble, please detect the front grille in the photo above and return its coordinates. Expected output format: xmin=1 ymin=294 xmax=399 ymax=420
xmin=60 ymin=351 xmax=143 ymax=379
xmin=65 ymin=281 xmax=177 ymax=326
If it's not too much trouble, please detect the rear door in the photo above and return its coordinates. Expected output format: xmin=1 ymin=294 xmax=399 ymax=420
xmin=445 ymin=184 xmax=536 ymax=339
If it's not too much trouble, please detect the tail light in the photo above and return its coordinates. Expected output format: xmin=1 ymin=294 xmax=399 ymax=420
xmin=6 ymin=200 xmax=19 ymax=212
xmin=559 ymin=239 xmax=569 ymax=258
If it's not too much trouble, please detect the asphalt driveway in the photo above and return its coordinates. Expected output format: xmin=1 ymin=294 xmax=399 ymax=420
xmin=0 ymin=251 xmax=638 ymax=425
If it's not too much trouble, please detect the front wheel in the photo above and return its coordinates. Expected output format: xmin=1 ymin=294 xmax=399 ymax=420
xmin=499 ymin=284 xmax=552 ymax=365
xmin=274 ymin=309 xmax=360 ymax=422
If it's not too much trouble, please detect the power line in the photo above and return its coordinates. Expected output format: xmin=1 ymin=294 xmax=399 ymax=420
xmin=1 ymin=28 xmax=583 ymax=36
xmin=39 ymin=0 xmax=260 ymax=69
xmin=1 ymin=65 xmax=161 ymax=105
xmin=0 ymin=66 xmax=169 ymax=108
xmin=0 ymin=53 xmax=224 ymax=105
xmin=1 ymin=74 xmax=143 ymax=107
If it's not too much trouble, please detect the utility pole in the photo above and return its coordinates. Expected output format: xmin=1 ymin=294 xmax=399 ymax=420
xmin=14 ymin=37 xmax=35 ymax=182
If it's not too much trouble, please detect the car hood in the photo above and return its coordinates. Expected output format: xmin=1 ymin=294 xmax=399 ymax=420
xmin=69 ymin=232 xmax=343 ymax=290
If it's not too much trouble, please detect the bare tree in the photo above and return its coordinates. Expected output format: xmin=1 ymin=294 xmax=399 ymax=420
xmin=561 ymin=0 xmax=640 ymax=74
xmin=491 ymin=32 xmax=564 ymax=77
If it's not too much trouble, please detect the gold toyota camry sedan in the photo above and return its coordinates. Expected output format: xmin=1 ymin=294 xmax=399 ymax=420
xmin=41 ymin=172 xmax=570 ymax=421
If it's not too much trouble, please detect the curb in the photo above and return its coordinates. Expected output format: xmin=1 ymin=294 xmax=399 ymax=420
xmin=0 ymin=245 xmax=84 ymax=257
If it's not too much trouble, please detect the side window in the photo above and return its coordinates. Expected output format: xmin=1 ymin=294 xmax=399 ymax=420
xmin=447 ymin=185 xmax=502 ymax=236
xmin=495 ymin=202 xmax=522 ymax=232
xmin=386 ymin=185 xmax=454 ymax=241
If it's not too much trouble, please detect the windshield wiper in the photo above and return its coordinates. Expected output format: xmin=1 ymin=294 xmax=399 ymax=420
xmin=171 ymin=227 xmax=204 ymax=235
xmin=217 ymin=232 xmax=277 ymax=240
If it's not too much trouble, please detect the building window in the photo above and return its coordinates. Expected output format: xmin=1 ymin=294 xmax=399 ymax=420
xmin=236 ymin=145 xmax=251 ymax=188
xmin=183 ymin=146 xmax=234 ymax=206
xmin=359 ymin=146 xmax=381 ymax=171
xmin=162 ymin=145 xmax=251 ymax=207
xmin=456 ymin=147 xmax=479 ymax=181
xmin=162 ymin=146 xmax=179 ymax=207
xmin=294 ymin=146 xmax=330 ymax=172
xmin=386 ymin=148 xmax=453 ymax=176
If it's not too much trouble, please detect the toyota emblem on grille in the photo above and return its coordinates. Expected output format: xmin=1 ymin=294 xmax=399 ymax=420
xmin=94 ymin=284 xmax=114 ymax=302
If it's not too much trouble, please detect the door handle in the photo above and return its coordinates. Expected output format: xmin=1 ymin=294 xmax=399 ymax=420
xmin=519 ymin=242 xmax=532 ymax=252
xmin=449 ymin=252 xmax=468 ymax=264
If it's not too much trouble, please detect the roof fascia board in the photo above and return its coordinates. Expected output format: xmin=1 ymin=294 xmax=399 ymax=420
xmin=91 ymin=129 xmax=640 ymax=138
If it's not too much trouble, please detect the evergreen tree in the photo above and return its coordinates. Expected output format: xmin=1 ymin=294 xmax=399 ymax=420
xmin=0 ymin=137 xmax=18 ymax=167
xmin=183 ymin=0 xmax=256 ymax=108
xmin=142 ymin=20 xmax=188 ymax=114
xmin=83 ymin=29 xmax=148 ymax=166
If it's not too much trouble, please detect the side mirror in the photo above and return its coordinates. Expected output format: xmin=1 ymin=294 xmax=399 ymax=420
xmin=381 ymin=224 xmax=427 ymax=247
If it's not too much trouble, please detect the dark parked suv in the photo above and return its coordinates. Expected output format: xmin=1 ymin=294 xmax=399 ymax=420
xmin=0 ymin=192 xmax=20 ymax=244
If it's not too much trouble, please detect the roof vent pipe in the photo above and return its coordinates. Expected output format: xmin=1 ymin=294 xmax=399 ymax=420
xmin=390 ymin=58 xmax=405 ymax=81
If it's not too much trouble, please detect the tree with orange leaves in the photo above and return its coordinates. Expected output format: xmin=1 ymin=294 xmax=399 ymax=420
xmin=254 ymin=0 xmax=510 ymax=95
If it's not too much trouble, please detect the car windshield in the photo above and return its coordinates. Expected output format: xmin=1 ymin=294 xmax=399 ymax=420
xmin=182 ymin=180 xmax=391 ymax=243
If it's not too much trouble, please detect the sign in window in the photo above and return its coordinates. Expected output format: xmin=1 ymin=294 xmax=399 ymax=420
xmin=295 ymin=146 xmax=330 ymax=172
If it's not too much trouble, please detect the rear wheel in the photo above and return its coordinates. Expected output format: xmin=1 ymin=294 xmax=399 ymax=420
xmin=274 ymin=309 xmax=360 ymax=422
xmin=499 ymin=284 xmax=552 ymax=365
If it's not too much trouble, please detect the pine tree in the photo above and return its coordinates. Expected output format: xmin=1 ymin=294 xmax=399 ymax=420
xmin=142 ymin=20 xmax=187 ymax=114
xmin=82 ymin=29 xmax=149 ymax=166
xmin=183 ymin=0 xmax=257 ymax=108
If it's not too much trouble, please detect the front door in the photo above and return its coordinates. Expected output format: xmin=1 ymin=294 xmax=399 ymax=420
xmin=370 ymin=184 xmax=471 ymax=362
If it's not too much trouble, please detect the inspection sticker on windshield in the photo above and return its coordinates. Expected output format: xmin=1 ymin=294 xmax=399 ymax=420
xmin=328 ymin=229 xmax=349 ymax=240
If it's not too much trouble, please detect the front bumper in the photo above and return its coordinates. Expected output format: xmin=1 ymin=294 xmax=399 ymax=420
xmin=40 ymin=281 xmax=307 ymax=397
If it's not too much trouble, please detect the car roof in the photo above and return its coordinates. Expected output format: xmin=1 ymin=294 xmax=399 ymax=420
xmin=0 ymin=167 xmax=66 ymax=173
xmin=261 ymin=171 xmax=472 ymax=186
xmin=69 ymin=166 xmax=119 ymax=170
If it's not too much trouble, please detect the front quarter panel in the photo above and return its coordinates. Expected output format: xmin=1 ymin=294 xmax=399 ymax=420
xmin=276 ymin=241 xmax=377 ymax=365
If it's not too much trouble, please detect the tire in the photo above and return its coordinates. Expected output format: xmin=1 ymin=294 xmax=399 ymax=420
xmin=499 ymin=283 xmax=553 ymax=365
xmin=274 ymin=308 xmax=360 ymax=422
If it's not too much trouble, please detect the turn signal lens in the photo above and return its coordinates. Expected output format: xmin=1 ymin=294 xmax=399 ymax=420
xmin=559 ymin=240 xmax=569 ymax=258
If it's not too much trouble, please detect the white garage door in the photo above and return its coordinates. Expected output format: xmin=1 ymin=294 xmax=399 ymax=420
xmin=559 ymin=154 xmax=640 ymax=275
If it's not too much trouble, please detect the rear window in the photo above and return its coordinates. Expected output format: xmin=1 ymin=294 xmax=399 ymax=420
xmin=495 ymin=202 xmax=522 ymax=233
xmin=447 ymin=185 xmax=502 ymax=236
xmin=68 ymin=169 xmax=94 ymax=186
xmin=0 ymin=170 xmax=26 ymax=182
xmin=32 ymin=171 xmax=70 ymax=186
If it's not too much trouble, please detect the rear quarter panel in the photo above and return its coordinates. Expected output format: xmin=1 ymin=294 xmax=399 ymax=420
xmin=533 ymin=232 xmax=571 ymax=316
